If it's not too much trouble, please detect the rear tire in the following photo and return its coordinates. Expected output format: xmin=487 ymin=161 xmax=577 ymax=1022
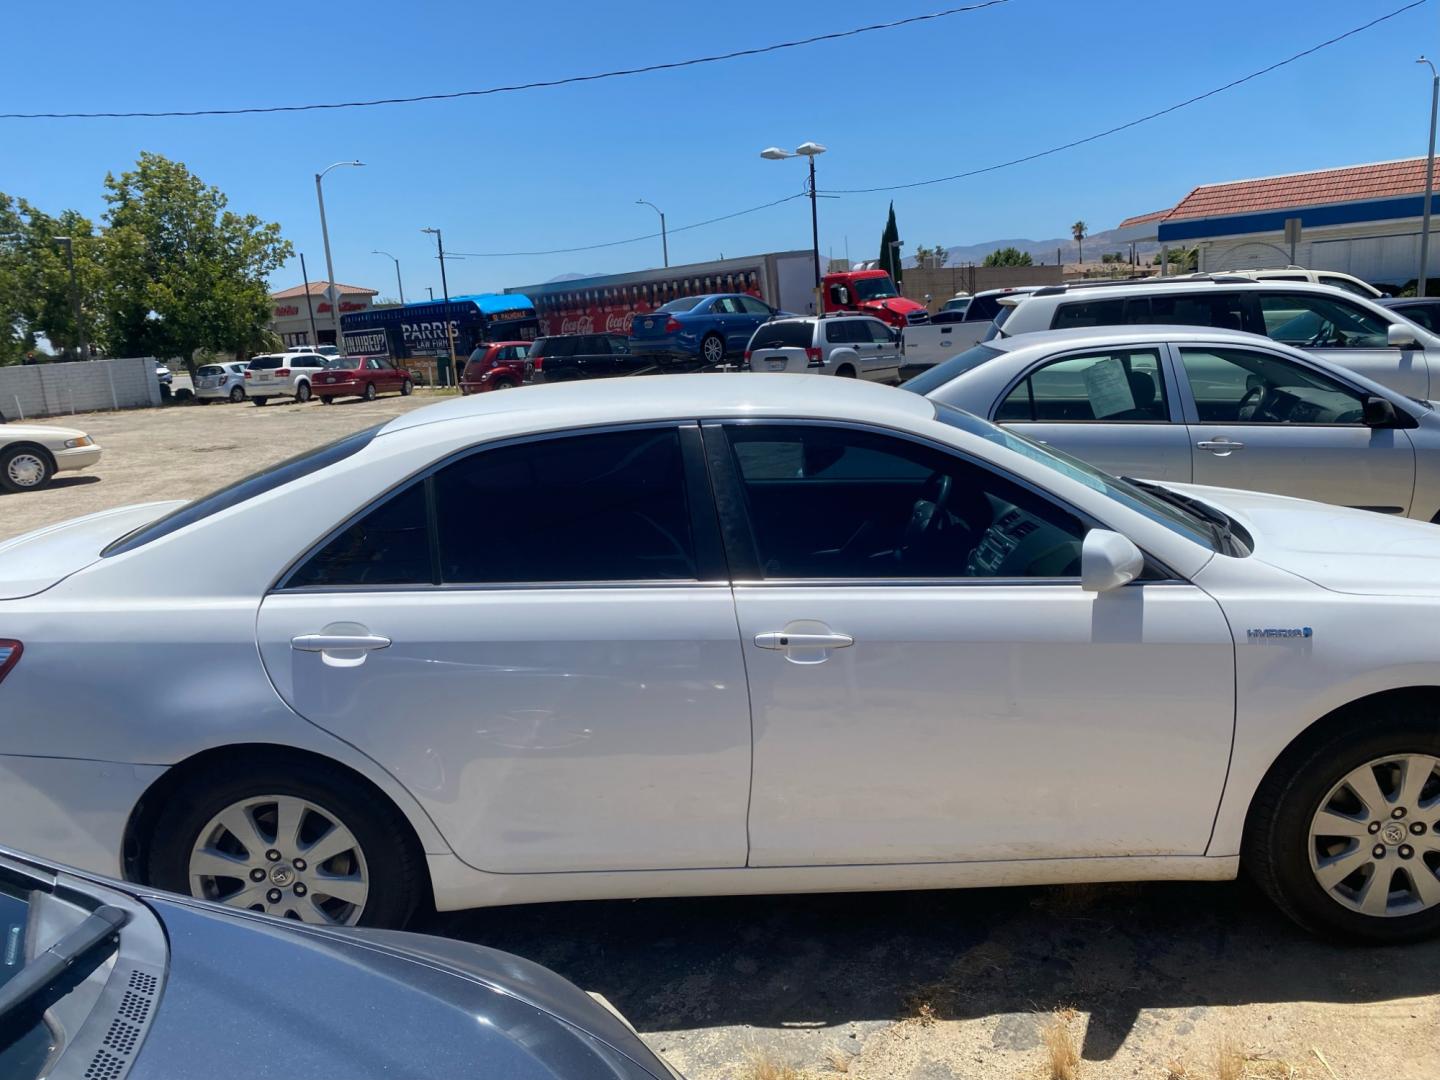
xmin=294 ymin=382 xmax=312 ymax=404
xmin=1244 ymin=701 xmax=1440 ymax=942
xmin=229 ymin=385 xmax=246 ymax=404
xmin=253 ymin=397 xmax=268 ymax=407
xmin=147 ymin=753 xmax=424 ymax=929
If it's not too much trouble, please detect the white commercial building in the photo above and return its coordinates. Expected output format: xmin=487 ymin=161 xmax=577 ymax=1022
xmin=268 ymin=281 xmax=378 ymax=347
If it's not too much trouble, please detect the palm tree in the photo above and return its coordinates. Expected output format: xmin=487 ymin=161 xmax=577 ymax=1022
xmin=1071 ymin=220 xmax=1088 ymax=265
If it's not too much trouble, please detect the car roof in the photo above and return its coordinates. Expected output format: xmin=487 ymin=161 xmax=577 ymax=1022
xmin=381 ymin=373 xmax=935 ymax=435
xmin=985 ymin=324 xmax=1281 ymax=353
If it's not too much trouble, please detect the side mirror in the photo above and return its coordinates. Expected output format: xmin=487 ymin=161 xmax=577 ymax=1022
xmin=890 ymin=327 xmax=902 ymax=343
xmin=1362 ymin=394 xmax=1398 ymax=427
xmin=1081 ymin=530 xmax=1144 ymax=592
xmin=1388 ymin=323 xmax=1419 ymax=348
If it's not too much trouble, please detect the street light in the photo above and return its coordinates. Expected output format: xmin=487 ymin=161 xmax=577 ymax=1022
xmin=51 ymin=236 xmax=88 ymax=361
xmin=1418 ymin=56 xmax=1438 ymax=298
xmin=371 ymin=249 xmax=406 ymax=304
xmin=761 ymin=142 xmax=827 ymax=297
xmin=636 ymin=199 xmax=668 ymax=267
xmin=314 ymin=160 xmax=364 ymax=352
xmin=421 ymin=227 xmax=457 ymax=385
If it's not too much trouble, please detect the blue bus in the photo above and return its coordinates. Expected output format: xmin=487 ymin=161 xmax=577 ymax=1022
xmin=340 ymin=293 xmax=539 ymax=360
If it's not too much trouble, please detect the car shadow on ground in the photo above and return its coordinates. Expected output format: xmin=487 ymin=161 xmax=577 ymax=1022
xmin=428 ymin=879 xmax=1440 ymax=1061
xmin=1 ymin=475 xmax=103 ymax=496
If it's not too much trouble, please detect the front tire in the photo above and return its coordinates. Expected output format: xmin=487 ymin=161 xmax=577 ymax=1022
xmin=0 ymin=445 xmax=53 ymax=493
xmin=229 ymin=385 xmax=246 ymax=404
xmin=700 ymin=334 xmax=725 ymax=366
xmin=1245 ymin=703 xmax=1440 ymax=942
xmin=147 ymin=755 xmax=423 ymax=929
xmin=400 ymin=378 xmax=413 ymax=396
xmin=253 ymin=396 xmax=268 ymax=406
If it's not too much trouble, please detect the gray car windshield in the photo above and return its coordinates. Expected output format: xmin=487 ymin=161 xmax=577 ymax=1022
xmin=931 ymin=402 xmax=1222 ymax=551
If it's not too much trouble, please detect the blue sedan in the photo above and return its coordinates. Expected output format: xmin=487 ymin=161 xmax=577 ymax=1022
xmin=628 ymin=293 xmax=786 ymax=366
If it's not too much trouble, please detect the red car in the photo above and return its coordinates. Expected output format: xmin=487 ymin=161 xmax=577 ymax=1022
xmin=314 ymin=356 xmax=414 ymax=404
xmin=460 ymin=341 xmax=534 ymax=395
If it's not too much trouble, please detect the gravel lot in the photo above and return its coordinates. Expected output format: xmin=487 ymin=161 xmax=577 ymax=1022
xmin=5 ymin=396 xmax=1440 ymax=1079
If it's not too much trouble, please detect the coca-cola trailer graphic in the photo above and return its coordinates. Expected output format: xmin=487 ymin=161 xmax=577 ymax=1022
xmin=507 ymin=250 xmax=815 ymax=338
xmin=340 ymin=293 xmax=539 ymax=358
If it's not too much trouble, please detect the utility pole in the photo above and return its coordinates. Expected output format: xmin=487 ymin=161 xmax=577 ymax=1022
xmin=373 ymin=250 xmax=406 ymax=304
xmin=300 ymin=252 xmax=320 ymax=347
xmin=422 ymin=227 xmax=457 ymax=386
xmin=1418 ymin=57 xmax=1438 ymax=297
xmin=52 ymin=237 xmax=87 ymax=361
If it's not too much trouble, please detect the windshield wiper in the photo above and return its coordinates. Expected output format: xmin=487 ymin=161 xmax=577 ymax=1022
xmin=1121 ymin=477 xmax=1243 ymax=555
xmin=0 ymin=906 xmax=126 ymax=1022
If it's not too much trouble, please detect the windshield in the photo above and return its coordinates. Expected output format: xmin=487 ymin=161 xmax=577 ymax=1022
xmin=931 ymin=402 xmax=1221 ymax=550
xmin=851 ymin=277 xmax=898 ymax=301
xmin=0 ymin=883 xmax=48 ymax=1080
xmin=900 ymin=344 xmax=1003 ymax=393
xmin=657 ymin=297 xmax=705 ymax=313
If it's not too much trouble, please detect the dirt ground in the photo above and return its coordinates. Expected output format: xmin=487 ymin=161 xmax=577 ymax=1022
xmin=4 ymin=396 xmax=1440 ymax=1079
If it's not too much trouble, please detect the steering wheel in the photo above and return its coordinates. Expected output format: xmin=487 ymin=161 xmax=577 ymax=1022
xmin=1236 ymin=384 xmax=1267 ymax=421
xmin=900 ymin=472 xmax=953 ymax=554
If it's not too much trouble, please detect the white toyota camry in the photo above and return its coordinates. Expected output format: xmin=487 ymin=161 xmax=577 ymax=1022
xmin=1 ymin=376 xmax=1438 ymax=941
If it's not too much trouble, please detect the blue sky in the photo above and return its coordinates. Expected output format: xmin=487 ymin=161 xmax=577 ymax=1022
xmin=1 ymin=0 xmax=1435 ymax=299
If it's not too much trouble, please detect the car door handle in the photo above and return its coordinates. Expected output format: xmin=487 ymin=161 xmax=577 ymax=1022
xmin=754 ymin=631 xmax=854 ymax=650
xmin=291 ymin=633 xmax=392 ymax=653
xmin=1197 ymin=439 xmax=1245 ymax=453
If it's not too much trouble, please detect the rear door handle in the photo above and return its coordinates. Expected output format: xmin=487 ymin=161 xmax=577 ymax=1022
xmin=1197 ymin=439 xmax=1245 ymax=453
xmin=754 ymin=632 xmax=854 ymax=650
xmin=291 ymin=634 xmax=392 ymax=652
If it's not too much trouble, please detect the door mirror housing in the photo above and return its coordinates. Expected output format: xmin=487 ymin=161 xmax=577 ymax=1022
xmin=1081 ymin=530 xmax=1144 ymax=592
xmin=1387 ymin=323 xmax=1419 ymax=348
xmin=1362 ymin=394 xmax=1399 ymax=428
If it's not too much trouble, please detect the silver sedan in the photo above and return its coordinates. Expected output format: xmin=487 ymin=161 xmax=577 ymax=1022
xmin=905 ymin=325 xmax=1440 ymax=521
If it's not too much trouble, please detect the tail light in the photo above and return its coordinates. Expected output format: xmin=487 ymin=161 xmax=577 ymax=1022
xmin=743 ymin=350 xmax=752 ymax=363
xmin=805 ymin=347 xmax=824 ymax=367
xmin=244 ymin=371 xmax=252 ymax=380
xmin=275 ymin=368 xmax=291 ymax=377
xmin=0 ymin=640 xmax=22 ymax=685
xmin=665 ymin=317 xmax=682 ymax=333
xmin=533 ymin=355 xmax=544 ymax=372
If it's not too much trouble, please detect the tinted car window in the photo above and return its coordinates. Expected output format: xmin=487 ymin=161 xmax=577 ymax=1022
xmin=106 ymin=425 xmax=383 ymax=557
xmin=657 ymin=297 xmax=705 ymax=313
xmin=723 ymin=424 xmax=1085 ymax=579
xmin=965 ymin=295 xmax=1005 ymax=322
xmin=286 ymin=481 xmax=432 ymax=587
xmin=248 ymin=356 xmax=283 ymax=370
xmin=712 ymin=297 xmax=744 ymax=315
xmin=864 ymin=319 xmax=895 ymax=343
xmin=435 ymin=428 xmax=696 ymax=582
xmin=737 ymin=296 xmax=772 ymax=315
xmin=901 ymin=344 xmax=1003 ymax=394
xmin=1319 ymin=275 xmax=1375 ymax=298
xmin=606 ymin=335 xmax=630 ymax=353
xmin=1051 ymin=297 xmax=1127 ymax=330
xmin=197 ymin=365 xmax=225 ymax=377
xmin=750 ymin=321 xmax=815 ymax=349
xmin=1146 ymin=292 xmax=1249 ymax=331
xmin=825 ymin=320 xmax=857 ymax=344
xmin=1392 ymin=302 xmax=1440 ymax=332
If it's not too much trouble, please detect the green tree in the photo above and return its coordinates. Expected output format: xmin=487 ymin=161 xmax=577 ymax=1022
xmin=102 ymin=152 xmax=292 ymax=371
xmin=1071 ymin=220 xmax=1088 ymax=264
xmin=982 ymin=246 xmax=1034 ymax=267
xmin=912 ymin=242 xmax=949 ymax=269
xmin=879 ymin=202 xmax=903 ymax=286
xmin=0 ymin=194 xmax=105 ymax=363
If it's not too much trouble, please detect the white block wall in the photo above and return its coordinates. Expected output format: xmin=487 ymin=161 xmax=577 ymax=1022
xmin=0 ymin=357 xmax=161 ymax=421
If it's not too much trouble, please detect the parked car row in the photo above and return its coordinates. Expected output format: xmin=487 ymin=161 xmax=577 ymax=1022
xmin=243 ymin=352 xmax=413 ymax=406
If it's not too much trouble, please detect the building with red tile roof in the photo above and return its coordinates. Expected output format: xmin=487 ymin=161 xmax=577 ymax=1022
xmin=268 ymin=280 xmax=380 ymax=347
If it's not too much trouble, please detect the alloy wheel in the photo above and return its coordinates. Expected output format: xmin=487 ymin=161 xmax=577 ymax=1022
xmin=364 ymin=383 xmax=377 ymax=401
xmin=5 ymin=452 xmax=48 ymax=489
xmin=1308 ymin=753 xmax=1440 ymax=917
xmin=188 ymin=795 xmax=370 ymax=925
xmin=702 ymin=335 xmax=724 ymax=364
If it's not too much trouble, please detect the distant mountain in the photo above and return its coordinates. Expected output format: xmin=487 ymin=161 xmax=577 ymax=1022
xmin=911 ymin=228 xmax=1163 ymax=268
xmin=543 ymin=272 xmax=602 ymax=283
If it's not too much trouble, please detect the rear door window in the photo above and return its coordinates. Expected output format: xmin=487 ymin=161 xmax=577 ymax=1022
xmin=1146 ymin=292 xmax=1250 ymax=331
xmin=998 ymin=349 xmax=1169 ymax=422
xmin=737 ymin=296 xmax=772 ymax=316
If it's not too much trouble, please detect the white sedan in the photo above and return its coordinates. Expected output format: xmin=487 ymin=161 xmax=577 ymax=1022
xmin=1 ymin=377 xmax=1437 ymax=940
xmin=0 ymin=420 xmax=101 ymax=492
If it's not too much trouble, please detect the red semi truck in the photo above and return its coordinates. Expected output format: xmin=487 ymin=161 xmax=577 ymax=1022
xmin=820 ymin=269 xmax=930 ymax=328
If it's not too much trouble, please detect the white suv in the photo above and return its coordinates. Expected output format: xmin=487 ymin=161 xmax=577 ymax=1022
xmin=245 ymin=353 xmax=328 ymax=405
xmin=1185 ymin=267 xmax=1384 ymax=299
xmin=990 ymin=278 xmax=1440 ymax=399
xmin=744 ymin=316 xmax=901 ymax=382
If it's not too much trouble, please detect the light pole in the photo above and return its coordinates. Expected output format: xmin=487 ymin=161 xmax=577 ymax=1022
xmin=636 ymin=199 xmax=668 ymax=267
xmin=761 ymin=141 xmax=827 ymax=298
xmin=421 ymin=227 xmax=457 ymax=385
xmin=1418 ymin=57 xmax=1438 ymax=297
xmin=52 ymin=236 xmax=87 ymax=361
xmin=314 ymin=160 xmax=364 ymax=352
xmin=372 ymin=249 xmax=405 ymax=304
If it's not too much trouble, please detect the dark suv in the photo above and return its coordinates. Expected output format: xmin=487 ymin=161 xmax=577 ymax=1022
xmin=531 ymin=334 xmax=647 ymax=382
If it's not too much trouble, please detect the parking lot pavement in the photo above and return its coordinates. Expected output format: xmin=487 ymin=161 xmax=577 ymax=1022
xmin=0 ymin=392 xmax=437 ymax=542
xmin=433 ymin=881 xmax=1440 ymax=1080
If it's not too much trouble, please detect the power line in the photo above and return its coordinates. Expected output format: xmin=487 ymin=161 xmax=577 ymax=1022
xmin=447 ymin=193 xmax=809 ymax=258
xmin=0 ymin=1 xmax=1010 ymax=120
xmin=820 ymin=0 xmax=1428 ymax=195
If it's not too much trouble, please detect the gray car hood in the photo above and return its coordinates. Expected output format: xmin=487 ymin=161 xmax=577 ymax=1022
xmin=129 ymin=898 xmax=666 ymax=1080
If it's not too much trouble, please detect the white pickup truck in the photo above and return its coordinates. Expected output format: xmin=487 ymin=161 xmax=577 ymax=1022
xmin=899 ymin=286 xmax=1044 ymax=381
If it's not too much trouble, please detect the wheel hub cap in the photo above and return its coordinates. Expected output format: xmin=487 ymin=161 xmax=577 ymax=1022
xmin=7 ymin=454 xmax=45 ymax=487
xmin=187 ymin=795 xmax=369 ymax=925
xmin=1308 ymin=753 xmax=1440 ymax=918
